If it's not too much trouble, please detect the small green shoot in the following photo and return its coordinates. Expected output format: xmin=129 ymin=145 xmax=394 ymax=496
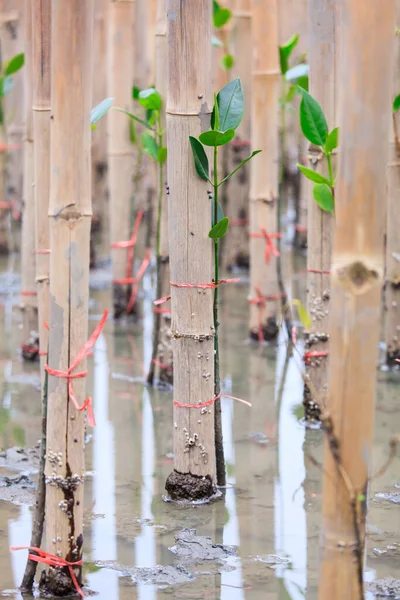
xmin=213 ymin=1 xmax=234 ymax=71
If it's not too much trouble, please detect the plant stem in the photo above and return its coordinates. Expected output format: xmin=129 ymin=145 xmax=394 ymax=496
xmin=326 ymin=151 xmax=334 ymax=187
xmin=156 ymin=111 xmax=163 ymax=257
xmin=213 ymin=144 xmax=225 ymax=487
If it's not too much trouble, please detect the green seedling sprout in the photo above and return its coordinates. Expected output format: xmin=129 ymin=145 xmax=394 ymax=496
xmin=0 ymin=52 xmax=24 ymax=126
xmin=212 ymin=0 xmax=234 ymax=72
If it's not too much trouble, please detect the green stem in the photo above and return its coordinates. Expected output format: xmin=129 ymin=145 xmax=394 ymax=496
xmin=326 ymin=151 xmax=334 ymax=188
xmin=156 ymin=111 xmax=163 ymax=258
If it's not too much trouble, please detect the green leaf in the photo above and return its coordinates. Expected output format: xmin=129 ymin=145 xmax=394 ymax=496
xmin=393 ymin=94 xmax=400 ymax=113
xmin=297 ymin=163 xmax=331 ymax=186
xmin=157 ymin=146 xmax=167 ymax=164
xmin=285 ymin=63 xmax=309 ymax=81
xmin=209 ymin=216 xmax=229 ymax=239
xmin=297 ymin=75 xmax=309 ymax=92
xmin=292 ymin=299 xmax=312 ymax=329
xmin=211 ymin=35 xmax=223 ymax=48
xmin=113 ymin=107 xmax=155 ymax=131
xmin=4 ymin=52 xmax=24 ymax=76
xmin=141 ymin=132 xmax=159 ymax=161
xmin=285 ymin=84 xmax=297 ymax=103
xmin=199 ymin=128 xmax=235 ymax=147
xmin=218 ymin=150 xmax=262 ymax=186
xmin=211 ymin=78 xmax=244 ymax=132
xmin=211 ymin=197 xmax=225 ymax=226
xmin=279 ymin=33 xmax=299 ymax=75
xmin=132 ymin=85 xmax=141 ymax=100
xmin=299 ymin=88 xmax=328 ymax=147
xmin=356 ymin=493 xmax=366 ymax=502
xmin=213 ymin=93 xmax=220 ymax=131
xmin=325 ymin=127 xmax=339 ymax=153
xmin=221 ymin=53 xmax=234 ymax=71
xmin=213 ymin=0 xmax=221 ymax=13
xmin=213 ymin=7 xmax=232 ymax=28
xmin=0 ymin=76 xmax=13 ymax=97
xmin=90 ymin=97 xmax=114 ymax=125
xmin=313 ymin=183 xmax=334 ymax=213
xmin=138 ymin=88 xmax=162 ymax=111
xmin=189 ymin=136 xmax=210 ymax=181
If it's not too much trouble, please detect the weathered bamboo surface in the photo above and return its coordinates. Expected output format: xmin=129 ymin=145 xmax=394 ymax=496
xmin=249 ymin=0 xmax=280 ymax=339
xmin=319 ymin=2 xmax=395 ymax=597
xmin=303 ymin=0 xmax=337 ymax=421
xmin=32 ymin=0 xmax=51 ymax=383
xmin=45 ymin=0 xmax=93 ymax=589
xmin=165 ymin=0 xmax=216 ymax=496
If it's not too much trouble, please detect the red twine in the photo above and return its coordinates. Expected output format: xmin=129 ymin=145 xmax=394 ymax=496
xmin=249 ymin=287 xmax=284 ymax=344
xmin=304 ymin=351 xmax=328 ymax=363
xmin=229 ymin=218 xmax=249 ymax=226
xmin=45 ymin=310 xmax=108 ymax=427
xmin=292 ymin=326 xmax=297 ymax=347
xmin=171 ymin=278 xmax=240 ymax=290
xmin=111 ymin=209 xmax=144 ymax=279
xmin=152 ymin=358 xmax=173 ymax=371
xmin=36 ymin=248 xmax=51 ymax=254
xmin=250 ymin=227 xmax=281 ymax=264
xmin=154 ymin=307 xmax=171 ymax=314
xmin=295 ymin=224 xmax=307 ymax=233
xmin=11 ymin=546 xmax=85 ymax=597
xmin=174 ymin=392 xmax=251 ymax=409
xmin=307 ymin=267 xmax=331 ymax=275
xmin=21 ymin=290 xmax=37 ymax=297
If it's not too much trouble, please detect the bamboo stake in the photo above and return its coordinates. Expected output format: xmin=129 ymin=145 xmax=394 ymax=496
xmin=165 ymin=0 xmax=216 ymax=501
xmin=148 ymin=0 xmax=173 ymax=387
xmin=43 ymin=1 xmax=93 ymax=594
xmin=108 ymin=0 xmax=135 ymax=318
xmin=385 ymin=9 xmax=400 ymax=367
xmin=303 ymin=0 xmax=336 ymax=422
xmin=20 ymin=0 xmax=38 ymax=360
xmin=32 ymin=0 xmax=51 ymax=386
xmin=249 ymin=0 xmax=280 ymax=341
xmin=319 ymin=2 xmax=395 ymax=597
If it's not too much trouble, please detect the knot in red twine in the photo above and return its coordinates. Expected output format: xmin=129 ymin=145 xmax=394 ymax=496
xmin=250 ymin=227 xmax=281 ymax=264
xmin=154 ymin=278 xmax=240 ymax=308
xmin=174 ymin=392 xmax=251 ymax=409
xmin=45 ymin=310 xmax=108 ymax=427
xmin=11 ymin=546 xmax=85 ymax=597
xmin=249 ymin=287 xmax=284 ymax=344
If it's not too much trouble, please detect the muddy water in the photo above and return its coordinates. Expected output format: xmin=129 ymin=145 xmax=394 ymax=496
xmin=0 ymin=253 xmax=399 ymax=599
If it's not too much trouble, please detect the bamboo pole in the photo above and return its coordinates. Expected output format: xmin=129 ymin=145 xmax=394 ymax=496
xmin=43 ymin=1 xmax=93 ymax=594
xmin=319 ymin=2 xmax=395 ymax=597
xmin=32 ymin=0 xmax=51 ymax=385
xmin=385 ymin=8 xmax=400 ymax=367
xmin=20 ymin=0 xmax=38 ymax=360
xmin=303 ymin=0 xmax=336 ymax=422
xmin=165 ymin=0 xmax=216 ymax=501
xmin=148 ymin=0 xmax=173 ymax=387
xmin=249 ymin=0 xmax=280 ymax=341
xmin=108 ymin=0 xmax=135 ymax=318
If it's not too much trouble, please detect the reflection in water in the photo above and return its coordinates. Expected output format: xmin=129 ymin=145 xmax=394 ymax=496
xmin=90 ymin=332 xmax=119 ymax=598
xmin=8 ymin=505 xmax=31 ymax=591
xmin=275 ymin=333 xmax=307 ymax=599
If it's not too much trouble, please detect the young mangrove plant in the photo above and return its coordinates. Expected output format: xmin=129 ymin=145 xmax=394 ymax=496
xmin=212 ymin=0 xmax=234 ymax=73
xmin=189 ymin=77 xmax=260 ymax=486
xmin=299 ymin=0 xmax=337 ymax=424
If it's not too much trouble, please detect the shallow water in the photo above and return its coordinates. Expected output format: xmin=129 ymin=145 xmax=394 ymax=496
xmin=0 ymin=251 xmax=399 ymax=599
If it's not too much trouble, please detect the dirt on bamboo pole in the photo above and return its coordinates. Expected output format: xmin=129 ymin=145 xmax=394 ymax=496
xmin=20 ymin=0 xmax=38 ymax=361
xmin=108 ymin=0 xmax=135 ymax=319
xmin=165 ymin=0 xmax=216 ymax=501
xmin=319 ymin=2 xmax=395 ymax=598
xmin=41 ymin=1 xmax=93 ymax=595
xmin=303 ymin=0 xmax=337 ymax=422
xmin=249 ymin=0 xmax=280 ymax=342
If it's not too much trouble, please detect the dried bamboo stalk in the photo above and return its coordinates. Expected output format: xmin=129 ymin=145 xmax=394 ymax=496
xmin=20 ymin=0 xmax=38 ymax=359
xmin=165 ymin=0 xmax=216 ymax=500
xmin=385 ymin=7 xmax=400 ymax=366
xmin=32 ymin=0 xmax=51 ymax=385
xmin=319 ymin=2 xmax=395 ymax=597
xmin=107 ymin=0 xmax=135 ymax=318
xmin=249 ymin=0 xmax=280 ymax=341
xmin=303 ymin=0 xmax=336 ymax=422
xmin=43 ymin=1 xmax=93 ymax=594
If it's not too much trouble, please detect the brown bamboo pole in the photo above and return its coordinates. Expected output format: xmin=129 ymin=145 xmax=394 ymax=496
xmin=20 ymin=0 xmax=38 ymax=360
xmin=319 ymin=2 xmax=395 ymax=597
xmin=303 ymin=0 xmax=336 ymax=422
xmin=148 ymin=0 xmax=173 ymax=387
xmin=165 ymin=0 xmax=216 ymax=501
xmin=249 ymin=0 xmax=280 ymax=341
xmin=385 ymin=10 xmax=400 ymax=367
xmin=108 ymin=0 xmax=135 ymax=318
xmin=43 ymin=1 xmax=93 ymax=594
xmin=32 ymin=0 xmax=51 ymax=385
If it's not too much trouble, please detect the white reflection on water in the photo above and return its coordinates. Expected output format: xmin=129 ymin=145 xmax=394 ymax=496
xmin=8 ymin=504 xmax=31 ymax=590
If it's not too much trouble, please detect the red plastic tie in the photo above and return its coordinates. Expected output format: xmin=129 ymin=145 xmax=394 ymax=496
xmin=170 ymin=278 xmax=240 ymax=290
xmin=111 ymin=209 xmax=144 ymax=280
xmin=174 ymin=392 xmax=251 ymax=409
xmin=36 ymin=248 xmax=51 ymax=254
xmin=304 ymin=351 xmax=328 ymax=362
xmin=152 ymin=358 xmax=173 ymax=371
xmin=126 ymin=248 xmax=151 ymax=314
xmin=250 ymin=227 xmax=281 ymax=264
xmin=39 ymin=350 xmax=47 ymax=356
xmin=45 ymin=310 xmax=108 ymax=427
xmin=0 ymin=201 xmax=12 ymax=210
xmin=307 ymin=267 xmax=331 ymax=275
xmin=21 ymin=290 xmax=37 ymax=297
xmin=154 ymin=307 xmax=171 ymax=314
xmin=11 ymin=546 xmax=85 ymax=597
xmin=249 ymin=287 xmax=284 ymax=344
xmin=43 ymin=321 xmax=49 ymax=330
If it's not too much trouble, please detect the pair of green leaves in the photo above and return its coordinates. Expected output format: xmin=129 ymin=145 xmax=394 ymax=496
xmin=297 ymin=89 xmax=339 ymax=214
xmin=213 ymin=0 xmax=231 ymax=28
xmin=142 ymin=131 xmax=167 ymax=164
xmin=279 ymin=34 xmax=309 ymax=100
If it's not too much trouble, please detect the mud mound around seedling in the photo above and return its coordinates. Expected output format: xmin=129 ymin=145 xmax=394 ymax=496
xmin=168 ymin=528 xmax=237 ymax=564
xmin=366 ymin=577 xmax=400 ymax=598
xmin=95 ymin=560 xmax=194 ymax=587
xmin=0 ymin=473 xmax=35 ymax=505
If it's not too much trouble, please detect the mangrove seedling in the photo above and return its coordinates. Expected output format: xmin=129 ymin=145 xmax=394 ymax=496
xmin=212 ymin=0 xmax=234 ymax=72
xmin=189 ymin=77 xmax=260 ymax=485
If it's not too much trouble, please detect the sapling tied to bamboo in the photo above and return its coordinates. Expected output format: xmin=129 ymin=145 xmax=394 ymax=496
xmin=212 ymin=0 xmax=234 ymax=72
xmin=189 ymin=78 xmax=260 ymax=485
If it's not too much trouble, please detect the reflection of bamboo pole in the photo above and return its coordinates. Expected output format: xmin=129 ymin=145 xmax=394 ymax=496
xmin=249 ymin=0 xmax=280 ymax=341
xmin=319 ymin=3 xmax=395 ymax=597
xmin=43 ymin=1 xmax=93 ymax=594
xmin=32 ymin=0 xmax=51 ymax=385
xmin=303 ymin=0 xmax=336 ymax=422
xmin=108 ymin=0 xmax=135 ymax=318
xmin=385 ymin=10 xmax=400 ymax=367
xmin=165 ymin=0 xmax=216 ymax=500
xmin=20 ymin=0 xmax=38 ymax=359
